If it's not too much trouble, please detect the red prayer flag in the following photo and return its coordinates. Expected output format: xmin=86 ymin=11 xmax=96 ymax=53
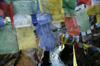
xmin=33 ymin=51 xmax=41 ymax=63
xmin=64 ymin=17 xmax=80 ymax=37
xmin=77 ymin=0 xmax=91 ymax=5
xmin=74 ymin=41 xmax=79 ymax=50
xmin=0 ymin=1 xmax=14 ymax=26
xmin=0 ymin=9 xmax=3 ymax=16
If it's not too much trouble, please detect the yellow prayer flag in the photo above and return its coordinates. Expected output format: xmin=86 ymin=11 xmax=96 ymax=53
xmin=95 ymin=4 xmax=100 ymax=23
xmin=85 ymin=6 xmax=96 ymax=16
xmin=47 ymin=0 xmax=64 ymax=14
xmin=38 ymin=0 xmax=49 ymax=13
xmin=61 ymin=34 xmax=63 ymax=49
xmin=96 ymin=14 xmax=100 ymax=23
xmin=73 ymin=45 xmax=78 ymax=66
xmin=49 ymin=0 xmax=61 ymax=1
xmin=38 ymin=0 xmax=64 ymax=23
xmin=16 ymin=25 xmax=37 ymax=50
xmin=61 ymin=44 xmax=64 ymax=49
xmin=61 ymin=34 xmax=63 ymax=43
xmin=95 ymin=4 xmax=100 ymax=14
xmin=39 ymin=0 xmax=64 ymax=14
xmin=61 ymin=34 xmax=68 ymax=49
xmin=64 ymin=38 xmax=68 ymax=44
xmin=52 ymin=14 xmax=64 ymax=23
xmin=83 ymin=44 xmax=90 ymax=50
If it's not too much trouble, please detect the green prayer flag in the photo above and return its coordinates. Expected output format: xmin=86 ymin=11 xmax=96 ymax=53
xmin=5 ymin=0 xmax=37 ymax=4
xmin=0 ymin=24 xmax=19 ymax=54
xmin=79 ymin=42 xmax=83 ymax=48
xmin=75 ymin=9 xmax=90 ymax=32
xmin=62 ymin=0 xmax=77 ymax=14
xmin=12 ymin=1 xmax=37 ymax=15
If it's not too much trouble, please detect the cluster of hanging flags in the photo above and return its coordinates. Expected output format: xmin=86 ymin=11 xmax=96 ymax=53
xmin=0 ymin=0 xmax=100 ymax=64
